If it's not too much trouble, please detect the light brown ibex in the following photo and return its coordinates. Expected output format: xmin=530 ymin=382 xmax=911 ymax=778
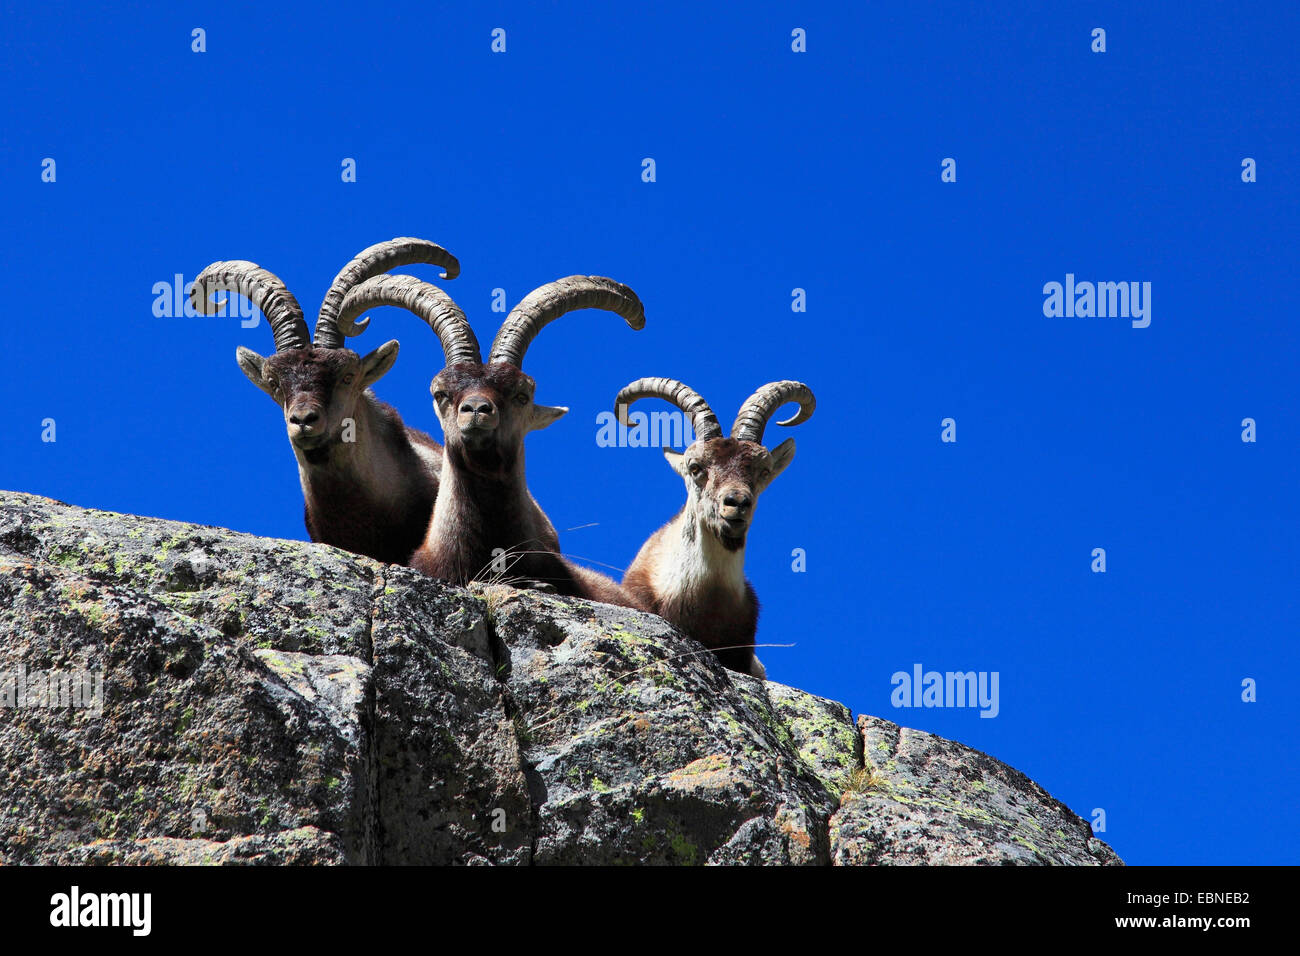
xmin=616 ymin=379 xmax=816 ymax=678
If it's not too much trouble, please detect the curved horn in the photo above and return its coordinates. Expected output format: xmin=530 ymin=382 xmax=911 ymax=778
xmin=615 ymin=377 xmax=722 ymax=442
xmin=191 ymin=260 xmax=309 ymax=352
xmin=338 ymin=274 xmax=481 ymax=367
xmin=488 ymin=276 xmax=645 ymax=367
xmin=315 ymin=238 xmax=461 ymax=348
xmin=730 ymin=381 xmax=816 ymax=444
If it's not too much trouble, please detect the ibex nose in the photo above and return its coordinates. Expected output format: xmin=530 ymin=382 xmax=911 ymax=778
xmin=723 ymin=490 xmax=753 ymax=512
xmin=461 ymin=397 xmax=496 ymax=417
xmin=289 ymin=407 xmax=321 ymax=429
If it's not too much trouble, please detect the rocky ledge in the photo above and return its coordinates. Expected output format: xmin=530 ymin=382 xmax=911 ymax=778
xmin=0 ymin=491 xmax=1120 ymax=865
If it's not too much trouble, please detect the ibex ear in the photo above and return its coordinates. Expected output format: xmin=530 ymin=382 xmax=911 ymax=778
xmin=663 ymin=449 xmax=688 ymax=477
xmin=765 ymin=438 xmax=796 ymax=486
xmin=236 ymin=347 xmax=275 ymax=397
xmin=530 ymin=404 xmax=568 ymax=432
xmin=360 ymin=340 xmax=400 ymax=387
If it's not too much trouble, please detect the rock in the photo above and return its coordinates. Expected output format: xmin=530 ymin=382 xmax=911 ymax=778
xmin=66 ymin=827 xmax=345 ymax=865
xmin=484 ymin=585 xmax=835 ymax=864
xmin=0 ymin=554 xmax=372 ymax=863
xmin=0 ymin=491 xmax=1120 ymax=865
xmin=829 ymin=716 xmax=1123 ymax=865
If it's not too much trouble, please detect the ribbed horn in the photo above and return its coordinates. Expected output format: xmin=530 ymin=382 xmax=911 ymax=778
xmin=730 ymin=381 xmax=816 ymax=444
xmin=489 ymin=276 xmax=645 ymax=368
xmin=615 ymin=377 xmax=722 ymax=442
xmin=338 ymin=274 xmax=481 ymax=367
xmin=191 ymin=261 xmax=309 ymax=352
xmin=315 ymin=238 xmax=461 ymax=348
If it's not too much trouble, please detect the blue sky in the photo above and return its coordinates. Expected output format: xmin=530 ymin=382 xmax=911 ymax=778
xmin=2 ymin=1 xmax=1296 ymax=864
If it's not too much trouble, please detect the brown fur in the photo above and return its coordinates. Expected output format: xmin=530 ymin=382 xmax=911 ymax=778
xmin=298 ymin=395 xmax=441 ymax=565
xmin=243 ymin=345 xmax=441 ymax=566
xmin=409 ymin=362 xmax=635 ymax=606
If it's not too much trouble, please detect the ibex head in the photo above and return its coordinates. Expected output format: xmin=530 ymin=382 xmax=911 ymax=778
xmin=339 ymin=274 xmax=645 ymax=478
xmin=192 ymin=239 xmax=458 ymax=457
xmin=616 ymin=379 xmax=815 ymax=550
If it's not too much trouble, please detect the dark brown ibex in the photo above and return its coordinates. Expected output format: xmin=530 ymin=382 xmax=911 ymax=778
xmin=192 ymin=239 xmax=455 ymax=565
xmin=335 ymin=273 xmax=643 ymax=603
xmin=616 ymin=379 xmax=816 ymax=678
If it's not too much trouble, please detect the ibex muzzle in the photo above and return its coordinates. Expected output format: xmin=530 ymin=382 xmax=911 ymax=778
xmin=456 ymin=391 xmax=500 ymax=446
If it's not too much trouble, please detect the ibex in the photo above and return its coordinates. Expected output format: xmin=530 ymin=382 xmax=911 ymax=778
xmin=192 ymin=238 xmax=456 ymax=565
xmin=616 ymin=379 xmax=816 ymax=678
xmin=335 ymin=272 xmax=644 ymax=603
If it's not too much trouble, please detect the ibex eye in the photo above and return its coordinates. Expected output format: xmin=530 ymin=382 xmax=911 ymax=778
xmin=342 ymin=374 xmax=355 ymax=385
xmin=514 ymin=393 xmax=529 ymax=405
xmin=433 ymin=391 xmax=448 ymax=403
